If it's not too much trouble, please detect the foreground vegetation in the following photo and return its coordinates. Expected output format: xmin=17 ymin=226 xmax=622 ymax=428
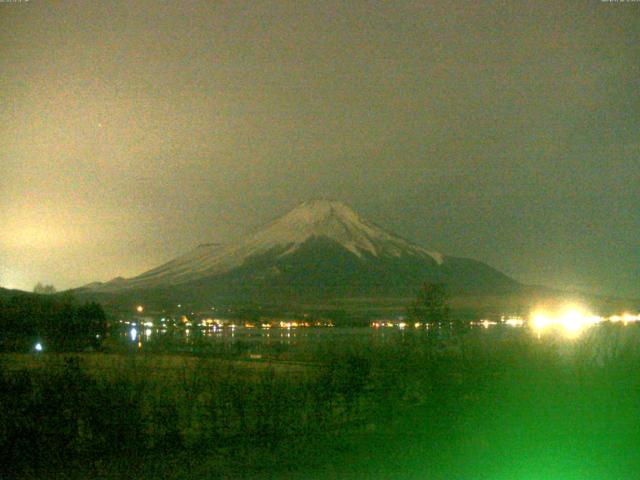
xmin=0 ymin=293 xmax=107 ymax=352
xmin=2 ymin=323 xmax=640 ymax=479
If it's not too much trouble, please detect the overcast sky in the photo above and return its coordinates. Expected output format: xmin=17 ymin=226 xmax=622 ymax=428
xmin=1 ymin=0 xmax=639 ymax=297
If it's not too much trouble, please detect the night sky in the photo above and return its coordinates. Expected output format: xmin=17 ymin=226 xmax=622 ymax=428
xmin=1 ymin=1 xmax=639 ymax=297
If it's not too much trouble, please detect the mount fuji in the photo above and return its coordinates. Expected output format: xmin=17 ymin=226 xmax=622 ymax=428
xmin=83 ymin=200 xmax=520 ymax=304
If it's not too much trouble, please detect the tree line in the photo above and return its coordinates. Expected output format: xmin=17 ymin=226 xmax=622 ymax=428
xmin=0 ymin=293 xmax=107 ymax=352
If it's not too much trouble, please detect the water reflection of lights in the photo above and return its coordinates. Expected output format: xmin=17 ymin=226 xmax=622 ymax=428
xmin=130 ymin=328 xmax=138 ymax=341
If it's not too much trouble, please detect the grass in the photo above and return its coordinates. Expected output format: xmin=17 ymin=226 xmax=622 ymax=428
xmin=3 ymin=323 xmax=640 ymax=479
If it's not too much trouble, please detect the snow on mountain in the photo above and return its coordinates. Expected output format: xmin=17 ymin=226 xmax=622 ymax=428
xmin=230 ymin=200 xmax=442 ymax=263
xmin=92 ymin=200 xmax=444 ymax=291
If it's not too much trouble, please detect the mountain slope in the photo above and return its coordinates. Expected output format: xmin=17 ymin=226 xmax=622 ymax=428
xmin=85 ymin=200 xmax=521 ymax=302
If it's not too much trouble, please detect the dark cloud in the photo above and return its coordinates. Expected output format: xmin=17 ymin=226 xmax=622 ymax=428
xmin=1 ymin=0 xmax=638 ymax=297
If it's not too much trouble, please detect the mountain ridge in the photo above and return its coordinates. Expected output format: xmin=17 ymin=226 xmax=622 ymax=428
xmin=82 ymin=200 xmax=521 ymax=303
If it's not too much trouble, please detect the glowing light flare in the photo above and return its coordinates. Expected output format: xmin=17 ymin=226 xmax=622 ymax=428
xmin=34 ymin=342 xmax=43 ymax=352
xmin=611 ymin=313 xmax=640 ymax=325
xmin=532 ymin=313 xmax=551 ymax=331
xmin=504 ymin=318 xmax=524 ymax=327
xmin=1 ymin=221 xmax=83 ymax=249
xmin=560 ymin=310 xmax=588 ymax=336
xmin=0 ymin=267 xmax=28 ymax=291
xmin=529 ymin=306 xmax=604 ymax=338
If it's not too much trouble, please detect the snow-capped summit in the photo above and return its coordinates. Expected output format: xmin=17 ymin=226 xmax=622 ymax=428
xmin=237 ymin=200 xmax=443 ymax=263
xmin=87 ymin=200 xmax=517 ymax=297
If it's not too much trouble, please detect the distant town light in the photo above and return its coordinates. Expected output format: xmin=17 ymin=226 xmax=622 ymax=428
xmin=530 ymin=305 xmax=604 ymax=338
xmin=130 ymin=327 xmax=138 ymax=341
xmin=504 ymin=318 xmax=524 ymax=327
xmin=136 ymin=305 xmax=144 ymax=313
xmin=34 ymin=342 xmax=43 ymax=352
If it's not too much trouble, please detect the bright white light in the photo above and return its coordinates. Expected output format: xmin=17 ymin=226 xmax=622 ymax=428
xmin=144 ymin=328 xmax=152 ymax=337
xmin=504 ymin=318 xmax=524 ymax=327
xmin=559 ymin=310 xmax=585 ymax=337
xmin=130 ymin=327 xmax=138 ymax=341
xmin=531 ymin=307 xmax=640 ymax=339
xmin=34 ymin=342 xmax=43 ymax=352
xmin=529 ymin=306 xmax=603 ymax=338
xmin=609 ymin=313 xmax=640 ymax=324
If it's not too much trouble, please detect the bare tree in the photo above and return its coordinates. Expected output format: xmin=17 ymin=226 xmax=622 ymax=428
xmin=409 ymin=282 xmax=450 ymax=326
xmin=33 ymin=283 xmax=57 ymax=295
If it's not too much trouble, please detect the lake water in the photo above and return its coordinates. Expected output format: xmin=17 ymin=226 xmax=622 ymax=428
xmin=112 ymin=319 xmax=640 ymax=369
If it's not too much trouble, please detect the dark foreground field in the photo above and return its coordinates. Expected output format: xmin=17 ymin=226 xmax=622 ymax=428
xmin=2 ymin=324 xmax=640 ymax=479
